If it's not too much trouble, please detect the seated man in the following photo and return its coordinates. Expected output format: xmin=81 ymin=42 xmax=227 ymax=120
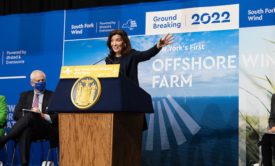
xmin=0 ymin=95 xmax=7 ymax=136
xmin=261 ymin=94 xmax=275 ymax=166
xmin=0 ymin=70 xmax=58 ymax=166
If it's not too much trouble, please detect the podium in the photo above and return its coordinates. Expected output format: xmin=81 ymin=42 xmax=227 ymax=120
xmin=48 ymin=75 xmax=154 ymax=166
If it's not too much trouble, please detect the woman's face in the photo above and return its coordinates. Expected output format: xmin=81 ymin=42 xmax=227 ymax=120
xmin=111 ymin=34 xmax=124 ymax=56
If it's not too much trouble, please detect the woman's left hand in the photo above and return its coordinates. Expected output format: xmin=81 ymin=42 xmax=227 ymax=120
xmin=268 ymin=127 xmax=275 ymax=133
xmin=157 ymin=33 xmax=174 ymax=49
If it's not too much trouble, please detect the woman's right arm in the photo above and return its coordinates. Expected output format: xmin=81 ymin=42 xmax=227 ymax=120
xmin=135 ymin=33 xmax=174 ymax=62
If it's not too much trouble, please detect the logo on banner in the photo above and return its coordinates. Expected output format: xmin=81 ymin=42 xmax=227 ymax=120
xmin=71 ymin=76 xmax=101 ymax=109
xmin=60 ymin=65 xmax=120 ymax=79
xmin=122 ymin=19 xmax=137 ymax=30
xmin=62 ymin=67 xmax=72 ymax=74
xmin=99 ymin=21 xmax=117 ymax=33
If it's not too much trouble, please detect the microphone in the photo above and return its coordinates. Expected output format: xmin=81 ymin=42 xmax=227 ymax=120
xmin=92 ymin=57 xmax=108 ymax=65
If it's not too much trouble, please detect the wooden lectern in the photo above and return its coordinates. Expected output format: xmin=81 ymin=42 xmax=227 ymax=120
xmin=48 ymin=75 xmax=154 ymax=166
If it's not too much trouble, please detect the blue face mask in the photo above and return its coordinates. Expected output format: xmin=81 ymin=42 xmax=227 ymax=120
xmin=35 ymin=82 xmax=46 ymax=92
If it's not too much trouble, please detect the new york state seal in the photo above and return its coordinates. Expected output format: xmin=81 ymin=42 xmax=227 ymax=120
xmin=71 ymin=76 xmax=101 ymax=109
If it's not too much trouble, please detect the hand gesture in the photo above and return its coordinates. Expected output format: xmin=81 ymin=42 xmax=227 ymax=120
xmin=157 ymin=33 xmax=174 ymax=49
xmin=268 ymin=127 xmax=275 ymax=133
xmin=31 ymin=107 xmax=40 ymax=113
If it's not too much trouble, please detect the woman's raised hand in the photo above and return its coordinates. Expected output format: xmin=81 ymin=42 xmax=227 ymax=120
xmin=157 ymin=33 xmax=174 ymax=49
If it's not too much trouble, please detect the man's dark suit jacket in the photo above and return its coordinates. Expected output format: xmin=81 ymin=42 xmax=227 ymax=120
xmin=261 ymin=94 xmax=275 ymax=166
xmin=269 ymin=94 xmax=275 ymax=128
xmin=14 ymin=90 xmax=58 ymax=126
xmin=13 ymin=89 xmax=58 ymax=146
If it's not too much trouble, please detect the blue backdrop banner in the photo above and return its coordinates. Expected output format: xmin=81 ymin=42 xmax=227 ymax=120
xmin=0 ymin=0 xmax=275 ymax=165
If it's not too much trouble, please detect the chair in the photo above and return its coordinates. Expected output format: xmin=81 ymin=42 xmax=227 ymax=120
xmin=4 ymin=123 xmax=9 ymax=166
xmin=11 ymin=139 xmax=59 ymax=166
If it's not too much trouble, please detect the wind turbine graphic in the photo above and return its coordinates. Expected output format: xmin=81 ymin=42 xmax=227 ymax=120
xmin=145 ymin=95 xmax=201 ymax=151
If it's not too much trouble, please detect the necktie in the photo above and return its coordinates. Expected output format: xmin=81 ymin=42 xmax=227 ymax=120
xmin=33 ymin=94 xmax=39 ymax=108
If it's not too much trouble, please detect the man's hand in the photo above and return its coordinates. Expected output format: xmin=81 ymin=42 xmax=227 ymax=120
xmin=31 ymin=107 xmax=40 ymax=113
xmin=268 ymin=127 xmax=275 ymax=132
xmin=31 ymin=107 xmax=45 ymax=118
